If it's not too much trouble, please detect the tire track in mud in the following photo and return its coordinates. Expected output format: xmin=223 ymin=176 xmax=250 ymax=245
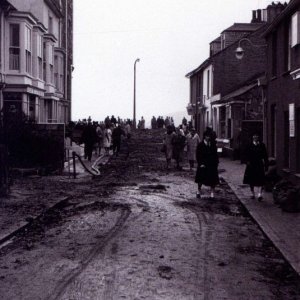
xmin=46 ymin=207 xmax=131 ymax=300
xmin=148 ymin=191 xmax=214 ymax=299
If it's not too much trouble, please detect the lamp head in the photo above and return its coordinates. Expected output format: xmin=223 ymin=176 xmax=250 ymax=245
xmin=136 ymin=58 xmax=140 ymax=62
xmin=235 ymin=46 xmax=244 ymax=60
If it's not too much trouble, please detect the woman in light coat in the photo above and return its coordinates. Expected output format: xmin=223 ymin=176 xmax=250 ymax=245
xmin=163 ymin=125 xmax=176 ymax=169
xmin=103 ymin=124 xmax=112 ymax=155
xmin=186 ymin=128 xmax=200 ymax=170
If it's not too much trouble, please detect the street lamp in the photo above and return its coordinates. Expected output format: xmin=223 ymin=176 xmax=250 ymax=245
xmin=133 ymin=58 xmax=140 ymax=129
xmin=235 ymin=38 xmax=267 ymax=60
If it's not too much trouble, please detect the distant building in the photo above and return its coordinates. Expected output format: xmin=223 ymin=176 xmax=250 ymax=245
xmin=0 ymin=0 xmax=73 ymax=124
xmin=263 ymin=0 xmax=300 ymax=184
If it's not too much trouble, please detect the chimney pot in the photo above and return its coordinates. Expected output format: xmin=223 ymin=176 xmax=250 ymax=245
xmin=257 ymin=9 xmax=262 ymax=22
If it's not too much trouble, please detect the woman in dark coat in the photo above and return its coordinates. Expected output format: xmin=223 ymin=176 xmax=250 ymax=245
xmin=195 ymin=133 xmax=219 ymax=199
xmin=243 ymin=133 xmax=268 ymax=201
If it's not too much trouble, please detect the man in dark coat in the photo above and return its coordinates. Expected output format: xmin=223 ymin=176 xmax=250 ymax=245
xmin=112 ymin=124 xmax=125 ymax=156
xmin=195 ymin=133 xmax=219 ymax=199
xmin=243 ymin=133 xmax=268 ymax=201
xmin=81 ymin=121 xmax=97 ymax=161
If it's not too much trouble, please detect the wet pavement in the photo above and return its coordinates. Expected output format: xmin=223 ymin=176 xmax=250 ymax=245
xmin=0 ymin=129 xmax=299 ymax=299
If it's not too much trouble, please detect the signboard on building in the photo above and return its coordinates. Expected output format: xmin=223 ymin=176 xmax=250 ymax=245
xmin=289 ymin=103 xmax=295 ymax=137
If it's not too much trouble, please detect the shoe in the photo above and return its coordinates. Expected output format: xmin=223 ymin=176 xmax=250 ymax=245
xmin=196 ymin=192 xmax=201 ymax=199
xmin=258 ymin=195 xmax=263 ymax=202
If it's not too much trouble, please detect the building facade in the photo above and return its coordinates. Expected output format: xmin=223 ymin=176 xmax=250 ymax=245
xmin=264 ymin=0 xmax=300 ymax=184
xmin=186 ymin=3 xmax=286 ymax=158
xmin=0 ymin=0 xmax=73 ymax=124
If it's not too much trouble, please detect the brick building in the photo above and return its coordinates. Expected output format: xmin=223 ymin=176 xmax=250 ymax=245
xmin=186 ymin=3 xmax=285 ymax=157
xmin=263 ymin=0 xmax=300 ymax=184
xmin=0 ymin=0 xmax=73 ymax=124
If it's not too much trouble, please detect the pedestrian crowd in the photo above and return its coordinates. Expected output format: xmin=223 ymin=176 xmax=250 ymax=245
xmin=162 ymin=118 xmax=269 ymax=201
xmin=68 ymin=116 xmax=132 ymax=162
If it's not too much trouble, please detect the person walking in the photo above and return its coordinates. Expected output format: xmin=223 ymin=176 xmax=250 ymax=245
xmin=112 ymin=124 xmax=125 ymax=156
xmin=103 ymin=124 xmax=112 ymax=155
xmin=195 ymin=132 xmax=219 ymax=199
xmin=186 ymin=128 xmax=200 ymax=170
xmin=172 ymin=128 xmax=186 ymax=170
xmin=243 ymin=133 xmax=269 ymax=201
xmin=163 ymin=125 xmax=176 ymax=169
xmin=81 ymin=121 xmax=97 ymax=161
xmin=203 ymin=126 xmax=217 ymax=147
xmin=95 ymin=123 xmax=103 ymax=156
xmin=125 ymin=121 xmax=131 ymax=139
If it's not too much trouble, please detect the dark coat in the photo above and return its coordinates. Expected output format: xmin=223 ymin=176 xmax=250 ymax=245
xmin=243 ymin=142 xmax=268 ymax=186
xmin=195 ymin=141 xmax=219 ymax=186
xmin=81 ymin=124 xmax=97 ymax=146
xmin=112 ymin=126 xmax=125 ymax=142
xmin=172 ymin=134 xmax=186 ymax=161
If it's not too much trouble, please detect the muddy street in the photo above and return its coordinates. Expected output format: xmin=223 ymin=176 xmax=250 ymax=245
xmin=0 ymin=130 xmax=299 ymax=300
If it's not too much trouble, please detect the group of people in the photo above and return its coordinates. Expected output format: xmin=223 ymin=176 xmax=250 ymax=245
xmin=151 ymin=116 xmax=175 ymax=129
xmin=71 ymin=117 xmax=131 ymax=161
xmin=163 ymin=125 xmax=269 ymax=201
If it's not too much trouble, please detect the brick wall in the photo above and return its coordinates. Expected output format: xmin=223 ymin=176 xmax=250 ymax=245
xmin=265 ymin=11 xmax=300 ymax=185
xmin=213 ymin=28 xmax=267 ymax=96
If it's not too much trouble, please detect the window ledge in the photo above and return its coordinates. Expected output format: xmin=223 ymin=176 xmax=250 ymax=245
xmin=282 ymin=168 xmax=291 ymax=174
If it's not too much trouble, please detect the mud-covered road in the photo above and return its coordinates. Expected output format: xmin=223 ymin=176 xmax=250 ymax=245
xmin=0 ymin=130 xmax=299 ymax=299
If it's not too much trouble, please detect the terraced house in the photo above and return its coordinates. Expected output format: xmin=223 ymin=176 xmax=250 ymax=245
xmin=0 ymin=0 xmax=73 ymax=124
xmin=263 ymin=0 xmax=300 ymax=184
xmin=186 ymin=2 xmax=286 ymax=159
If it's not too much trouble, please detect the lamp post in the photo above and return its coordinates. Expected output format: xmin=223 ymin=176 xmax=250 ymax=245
xmin=235 ymin=38 xmax=267 ymax=60
xmin=133 ymin=58 xmax=140 ymax=129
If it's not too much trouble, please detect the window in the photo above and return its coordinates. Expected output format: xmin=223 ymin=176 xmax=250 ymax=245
xmin=284 ymin=21 xmax=291 ymax=71
xmin=48 ymin=15 xmax=53 ymax=34
xmin=271 ymin=31 xmax=277 ymax=77
xmin=37 ymin=35 xmax=43 ymax=79
xmin=49 ymin=45 xmax=54 ymax=83
xmin=207 ymin=70 xmax=210 ymax=98
xmin=25 ymin=26 xmax=32 ymax=74
xmin=60 ymin=56 xmax=64 ymax=93
xmin=43 ymin=42 xmax=46 ymax=81
xmin=54 ymin=55 xmax=58 ymax=88
xmin=9 ymin=24 xmax=20 ymax=70
xmin=291 ymin=12 xmax=300 ymax=47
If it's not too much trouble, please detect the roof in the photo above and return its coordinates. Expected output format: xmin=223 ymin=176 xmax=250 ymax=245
xmin=212 ymin=83 xmax=258 ymax=105
xmin=210 ymin=36 xmax=221 ymax=44
xmin=263 ymin=0 xmax=298 ymax=37
xmin=221 ymin=22 xmax=264 ymax=33
xmin=185 ymin=58 xmax=211 ymax=78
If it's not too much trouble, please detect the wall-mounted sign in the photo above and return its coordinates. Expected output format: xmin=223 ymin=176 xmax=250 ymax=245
xmin=289 ymin=103 xmax=295 ymax=137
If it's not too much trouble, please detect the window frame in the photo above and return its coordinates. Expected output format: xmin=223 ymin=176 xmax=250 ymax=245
xmin=9 ymin=23 xmax=20 ymax=70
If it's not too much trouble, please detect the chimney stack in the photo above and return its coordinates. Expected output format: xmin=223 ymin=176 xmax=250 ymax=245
xmin=267 ymin=2 xmax=288 ymax=23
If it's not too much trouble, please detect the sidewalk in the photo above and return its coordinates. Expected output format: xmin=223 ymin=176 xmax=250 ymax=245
xmin=220 ymin=158 xmax=300 ymax=276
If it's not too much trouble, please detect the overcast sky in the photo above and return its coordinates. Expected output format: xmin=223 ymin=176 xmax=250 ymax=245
xmin=72 ymin=0 xmax=274 ymax=124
